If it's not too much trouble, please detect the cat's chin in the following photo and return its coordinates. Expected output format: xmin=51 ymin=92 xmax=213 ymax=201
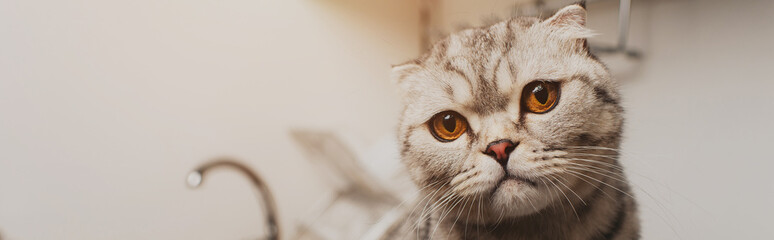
xmin=489 ymin=178 xmax=550 ymax=217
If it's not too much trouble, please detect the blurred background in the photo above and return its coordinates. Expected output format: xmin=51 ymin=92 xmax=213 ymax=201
xmin=1 ymin=0 xmax=773 ymax=239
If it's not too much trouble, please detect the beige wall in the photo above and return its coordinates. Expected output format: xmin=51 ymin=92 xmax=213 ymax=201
xmin=0 ymin=0 xmax=418 ymax=239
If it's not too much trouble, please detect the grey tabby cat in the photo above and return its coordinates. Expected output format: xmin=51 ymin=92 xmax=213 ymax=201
xmin=382 ymin=3 xmax=639 ymax=240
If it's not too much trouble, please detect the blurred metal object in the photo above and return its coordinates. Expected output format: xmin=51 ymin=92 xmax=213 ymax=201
xmin=588 ymin=0 xmax=641 ymax=58
xmin=617 ymin=0 xmax=631 ymax=51
xmin=187 ymin=158 xmax=280 ymax=240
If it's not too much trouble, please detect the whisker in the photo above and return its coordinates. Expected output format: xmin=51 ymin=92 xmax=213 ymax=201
xmin=464 ymin=195 xmax=475 ymax=238
xmin=564 ymin=152 xmax=620 ymax=161
xmin=490 ymin=194 xmax=508 ymax=231
xmin=551 ymin=173 xmax=588 ymax=206
xmin=560 ymin=157 xmax=625 ymax=171
xmin=525 ymin=192 xmax=539 ymax=213
xmin=564 ymin=162 xmax=626 ymax=179
xmin=408 ymin=182 xmax=446 ymax=220
xmin=546 ymin=174 xmax=580 ymax=219
xmin=400 ymin=181 xmax=443 ymax=212
xmin=561 ymin=147 xmax=687 ymax=239
xmin=420 ymin=191 xmax=455 ymax=223
xmin=563 ymin=170 xmax=617 ymax=202
xmin=566 ymin=169 xmax=682 ymax=239
xmin=564 ymin=169 xmax=634 ymax=199
xmin=477 ymin=194 xmax=482 ymax=236
xmin=562 ymin=145 xmax=622 ymax=152
xmin=409 ymin=186 xmax=449 ymax=238
xmin=382 ymin=181 xmax=441 ymax=239
xmin=565 ymin=165 xmax=681 ymax=231
xmin=431 ymin=195 xmax=464 ymax=237
xmin=565 ymin=166 xmax=627 ymax=184
xmin=565 ymin=167 xmax=680 ymax=228
xmin=448 ymin=196 xmax=470 ymax=235
xmin=541 ymin=178 xmax=567 ymax=214
xmin=538 ymin=178 xmax=560 ymax=213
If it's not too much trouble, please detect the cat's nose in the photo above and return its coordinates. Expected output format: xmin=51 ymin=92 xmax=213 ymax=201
xmin=484 ymin=139 xmax=516 ymax=167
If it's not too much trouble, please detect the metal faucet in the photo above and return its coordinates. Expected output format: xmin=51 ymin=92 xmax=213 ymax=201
xmin=187 ymin=158 xmax=280 ymax=240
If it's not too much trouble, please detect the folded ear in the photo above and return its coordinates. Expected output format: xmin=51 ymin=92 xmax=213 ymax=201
xmin=391 ymin=62 xmax=419 ymax=83
xmin=390 ymin=61 xmax=422 ymax=99
xmin=544 ymin=3 xmax=593 ymax=39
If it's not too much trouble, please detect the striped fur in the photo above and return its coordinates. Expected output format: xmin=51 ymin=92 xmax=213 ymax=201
xmin=384 ymin=3 xmax=639 ymax=240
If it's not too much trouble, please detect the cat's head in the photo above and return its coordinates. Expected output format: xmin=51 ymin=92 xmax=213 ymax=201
xmin=394 ymin=3 xmax=624 ymax=222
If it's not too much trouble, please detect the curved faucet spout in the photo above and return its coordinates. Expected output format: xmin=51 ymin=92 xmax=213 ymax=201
xmin=187 ymin=158 xmax=280 ymax=240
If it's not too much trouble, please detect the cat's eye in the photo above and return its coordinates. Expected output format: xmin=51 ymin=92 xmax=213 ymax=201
xmin=429 ymin=111 xmax=468 ymax=142
xmin=522 ymin=81 xmax=560 ymax=114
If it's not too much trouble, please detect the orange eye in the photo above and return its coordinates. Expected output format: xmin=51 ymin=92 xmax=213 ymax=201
xmin=429 ymin=111 xmax=468 ymax=142
xmin=522 ymin=81 xmax=560 ymax=113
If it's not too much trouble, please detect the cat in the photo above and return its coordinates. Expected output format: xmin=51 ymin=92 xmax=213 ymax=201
xmin=381 ymin=2 xmax=639 ymax=240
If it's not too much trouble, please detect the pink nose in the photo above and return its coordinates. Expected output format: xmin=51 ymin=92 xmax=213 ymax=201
xmin=485 ymin=140 xmax=516 ymax=166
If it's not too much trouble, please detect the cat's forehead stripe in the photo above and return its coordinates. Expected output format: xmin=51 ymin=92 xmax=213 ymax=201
xmin=469 ymin=56 xmax=510 ymax=115
xmin=438 ymin=22 xmax=518 ymax=116
xmin=441 ymin=53 xmax=511 ymax=116
xmin=440 ymin=61 xmax=472 ymax=105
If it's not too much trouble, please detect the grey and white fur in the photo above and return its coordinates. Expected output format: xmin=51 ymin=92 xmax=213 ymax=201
xmin=382 ymin=3 xmax=639 ymax=240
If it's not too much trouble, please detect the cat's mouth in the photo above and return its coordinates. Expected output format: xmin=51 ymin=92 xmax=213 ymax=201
xmin=496 ymin=174 xmax=538 ymax=188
